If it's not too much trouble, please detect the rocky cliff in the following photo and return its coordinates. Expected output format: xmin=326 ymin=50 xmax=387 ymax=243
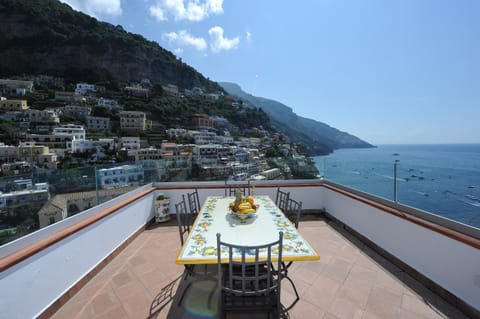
xmin=0 ymin=0 xmax=220 ymax=91
xmin=220 ymin=82 xmax=374 ymax=154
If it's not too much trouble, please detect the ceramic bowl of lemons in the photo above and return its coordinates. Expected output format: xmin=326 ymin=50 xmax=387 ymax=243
xmin=232 ymin=210 xmax=257 ymax=221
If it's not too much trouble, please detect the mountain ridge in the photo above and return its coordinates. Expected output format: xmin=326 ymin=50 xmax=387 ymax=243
xmin=0 ymin=0 xmax=373 ymax=156
xmin=0 ymin=0 xmax=221 ymax=91
xmin=220 ymin=82 xmax=374 ymax=155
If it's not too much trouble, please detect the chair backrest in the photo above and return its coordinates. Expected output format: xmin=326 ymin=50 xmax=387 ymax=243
xmin=285 ymin=198 xmax=302 ymax=229
xmin=175 ymin=195 xmax=195 ymax=246
xmin=216 ymin=232 xmax=283 ymax=299
xmin=186 ymin=189 xmax=201 ymax=215
xmin=225 ymin=180 xmax=250 ymax=196
xmin=275 ymin=188 xmax=290 ymax=212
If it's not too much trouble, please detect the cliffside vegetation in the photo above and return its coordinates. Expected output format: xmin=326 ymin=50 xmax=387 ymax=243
xmin=0 ymin=0 xmax=220 ymax=91
xmin=0 ymin=0 xmax=372 ymax=156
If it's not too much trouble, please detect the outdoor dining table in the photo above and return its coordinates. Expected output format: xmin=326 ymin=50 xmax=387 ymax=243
xmin=175 ymin=195 xmax=320 ymax=265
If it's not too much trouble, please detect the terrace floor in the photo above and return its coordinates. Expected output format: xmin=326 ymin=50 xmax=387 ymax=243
xmin=50 ymin=216 xmax=468 ymax=319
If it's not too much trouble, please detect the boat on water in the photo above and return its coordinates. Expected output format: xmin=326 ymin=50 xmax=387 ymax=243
xmin=465 ymin=195 xmax=480 ymax=202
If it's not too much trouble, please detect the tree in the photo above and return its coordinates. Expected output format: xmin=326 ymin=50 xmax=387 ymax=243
xmin=91 ymin=105 xmax=113 ymax=118
xmin=0 ymin=122 xmax=22 ymax=145
xmin=151 ymin=84 xmax=164 ymax=98
xmin=265 ymin=147 xmax=277 ymax=158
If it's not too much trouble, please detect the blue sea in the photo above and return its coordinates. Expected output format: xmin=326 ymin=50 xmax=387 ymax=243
xmin=314 ymin=144 xmax=480 ymax=229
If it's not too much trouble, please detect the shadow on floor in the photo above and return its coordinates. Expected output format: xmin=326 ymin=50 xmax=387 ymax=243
xmin=147 ymin=268 xmax=220 ymax=319
xmin=148 ymin=273 xmax=183 ymax=318
xmin=148 ymin=269 xmax=292 ymax=319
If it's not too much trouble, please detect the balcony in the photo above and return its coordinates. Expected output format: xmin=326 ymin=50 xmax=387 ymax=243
xmin=1 ymin=180 xmax=479 ymax=318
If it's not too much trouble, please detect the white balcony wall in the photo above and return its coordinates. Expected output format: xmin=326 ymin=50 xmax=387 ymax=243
xmin=322 ymin=186 xmax=480 ymax=313
xmin=1 ymin=180 xmax=478 ymax=318
xmin=0 ymin=184 xmax=155 ymax=319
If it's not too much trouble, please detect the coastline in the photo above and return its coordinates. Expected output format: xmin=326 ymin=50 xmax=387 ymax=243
xmin=314 ymin=144 xmax=480 ymax=228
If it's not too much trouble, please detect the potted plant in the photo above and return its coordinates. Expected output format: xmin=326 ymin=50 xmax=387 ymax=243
xmin=154 ymin=193 xmax=170 ymax=222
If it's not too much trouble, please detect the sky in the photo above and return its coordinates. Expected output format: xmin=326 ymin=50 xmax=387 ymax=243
xmin=60 ymin=0 xmax=480 ymax=145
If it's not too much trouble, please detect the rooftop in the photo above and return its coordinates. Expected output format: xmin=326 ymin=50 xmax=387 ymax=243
xmin=50 ymin=217 xmax=467 ymax=319
xmin=1 ymin=181 xmax=478 ymax=319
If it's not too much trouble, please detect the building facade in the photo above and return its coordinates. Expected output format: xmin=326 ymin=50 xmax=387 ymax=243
xmin=191 ymin=114 xmax=214 ymax=129
xmin=119 ymin=111 xmax=148 ymax=132
xmin=0 ymin=79 xmax=34 ymax=96
xmin=53 ymin=124 xmax=86 ymax=141
xmin=25 ymin=109 xmax=60 ymax=124
xmin=63 ymin=105 xmax=91 ymax=119
xmin=75 ymin=83 xmax=96 ymax=95
xmin=54 ymin=91 xmax=84 ymax=103
xmin=0 ymin=143 xmax=18 ymax=162
xmin=86 ymin=116 xmax=110 ymax=131
xmin=97 ymin=165 xmax=144 ymax=189
xmin=0 ymin=100 xmax=28 ymax=112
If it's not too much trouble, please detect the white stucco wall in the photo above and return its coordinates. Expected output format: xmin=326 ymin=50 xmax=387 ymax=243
xmin=0 ymin=185 xmax=155 ymax=319
xmin=322 ymin=187 xmax=480 ymax=312
xmin=1 ymin=180 xmax=477 ymax=317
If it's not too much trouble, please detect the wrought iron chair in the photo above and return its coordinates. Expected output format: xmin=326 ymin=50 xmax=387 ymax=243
xmin=175 ymin=195 xmax=196 ymax=246
xmin=285 ymin=197 xmax=302 ymax=229
xmin=277 ymin=197 xmax=303 ymax=311
xmin=175 ymin=195 xmax=216 ymax=307
xmin=275 ymin=188 xmax=290 ymax=213
xmin=186 ymin=188 xmax=201 ymax=215
xmin=224 ymin=180 xmax=251 ymax=196
xmin=175 ymin=195 xmax=197 ymax=278
xmin=216 ymin=232 xmax=284 ymax=319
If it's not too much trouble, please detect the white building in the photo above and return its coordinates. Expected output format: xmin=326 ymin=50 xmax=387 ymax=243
xmin=120 ymin=137 xmax=141 ymax=157
xmin=119 ymin=111 xmax=148 ymax=132
xmin=86 ymin=116 xmax=110 ymax=131
xmin=205 ymin=92 xmax=222 ymax=100
xmin=259 ymin=168 xmax=282 ymax=180
xmin=53 ymin=124 xmax=86 ymax=141
xmin=71 ymin=139 xmax=94 ymax=154
xmin=0 ymin=79 xmax=34 ymax=96
xmin=215 ymin=135 xmax=234 ymax=144
xmin=0 ymin=143 xmax=18 ymax=162
xmin=27 ymin=124 xmax=87 ymax=151
xmin=162 ymin=84 xmax=179 ymax=97
xmin=71 ymin=138 xmax=115 ymax=154
xmin=234 ymin=149 xmax=250 ymax=163
xmin=37 ymin=152 xmax=58 ymax=169
xmin=0 ymin=181 xmax=50 ymax=210
xmin=237 ymin=137 xmax=262 ymax=147
xmin=97 ymin=165 xmax=144 ymax=189
xmin=97 ymin=98 xmax=120 ymax=110
xmin=63 ymin=105 xmax=91 ymax=119
xmin=0 ymin=111 xmax=24 ymax=122
xmin=25 ymin=109 xmax=60 ymax=124
xmin=37 ymin=186 xmax=136 ymax=228
xmin=75 ymin=83 xmax=96 ymax=95
xmin=166 ymin=128 xmax=188 ymax=138
xmin=25 ymin=134 xmax=69 ymax=153
xmin=191 ymin=131 xmax=217 ymax=145
xmin=136 ymin=147 xmax=162 ymax=161
xmin=124 ymin=86 xmax=149 ymax=98
xmin=193 ymin=144 xmax=222 ymax=161
xmin=54 ymin=91 xmax=84 ymax=103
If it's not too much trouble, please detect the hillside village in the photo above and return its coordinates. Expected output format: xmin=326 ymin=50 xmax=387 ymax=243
xmin=0 ymin=77 xmax=318 ymax=243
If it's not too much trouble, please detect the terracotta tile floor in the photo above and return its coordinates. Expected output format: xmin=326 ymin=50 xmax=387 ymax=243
xmin=50 ymin=217 xmax=469 ymax=319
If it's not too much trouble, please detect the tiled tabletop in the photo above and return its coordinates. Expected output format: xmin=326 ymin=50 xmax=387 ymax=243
xmin=176 ymin=196 xmax=320 ymax=264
